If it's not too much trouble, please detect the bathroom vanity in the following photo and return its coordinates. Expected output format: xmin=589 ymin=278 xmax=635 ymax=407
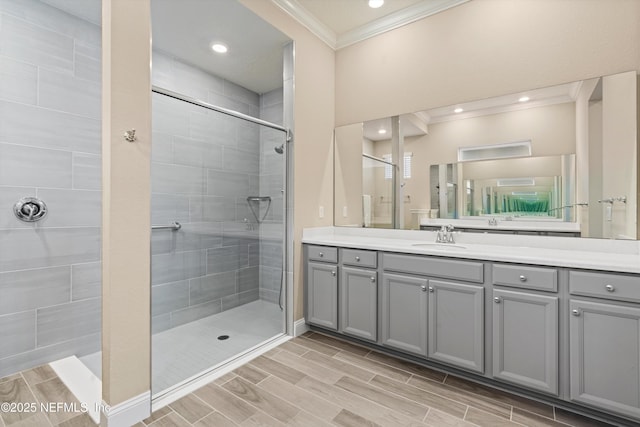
xmin=303 ymin=227 xmax=640 ymax=425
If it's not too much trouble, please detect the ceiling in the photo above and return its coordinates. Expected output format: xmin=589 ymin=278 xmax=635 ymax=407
xmin=43 ymin=0 xmax=468 ymax=94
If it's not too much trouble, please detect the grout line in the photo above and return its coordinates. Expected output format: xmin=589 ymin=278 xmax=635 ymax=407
xmin=422 ymin=406 xmax=430 ymax=422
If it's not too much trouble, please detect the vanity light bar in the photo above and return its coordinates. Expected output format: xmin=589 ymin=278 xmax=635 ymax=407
xmin=458 ymin=140 xmax=532 ymax=162
xmin=497 ymin=177 xmax=536 ymax=187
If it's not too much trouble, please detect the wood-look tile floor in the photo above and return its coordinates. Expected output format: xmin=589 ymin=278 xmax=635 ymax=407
xmin=0 ymin=332 xmax=619 ymax=427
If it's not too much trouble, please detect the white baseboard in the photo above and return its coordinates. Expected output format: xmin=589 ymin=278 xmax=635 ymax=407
xmin=101 ymin=391 xmax=151 ymax=427
xmin=294 ymin=318 xmax=309 ymax=336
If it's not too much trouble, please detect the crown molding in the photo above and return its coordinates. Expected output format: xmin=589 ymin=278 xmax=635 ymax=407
xmin=271 ymin=0 xmax=469 ymax=50
xmin=271 ymin=0 xmax=337 ymax=49
xmin=337 ymin=0 xmax=470 ymax=49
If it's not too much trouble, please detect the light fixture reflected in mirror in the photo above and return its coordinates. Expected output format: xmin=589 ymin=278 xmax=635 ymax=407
xmin=368 ymin=0 xmax=384 ymax=8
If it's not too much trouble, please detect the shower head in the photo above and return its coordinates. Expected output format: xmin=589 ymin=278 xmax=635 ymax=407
xmin=274 ymin=144 xmax=284 ymax=154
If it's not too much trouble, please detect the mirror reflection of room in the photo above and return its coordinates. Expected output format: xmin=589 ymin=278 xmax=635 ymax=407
xmin=334 ymin=70 xmax=638 ymax=240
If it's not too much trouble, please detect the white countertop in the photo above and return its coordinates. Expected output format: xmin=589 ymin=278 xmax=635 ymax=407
xmin=302 ymin=227 xmax=640 ymax=274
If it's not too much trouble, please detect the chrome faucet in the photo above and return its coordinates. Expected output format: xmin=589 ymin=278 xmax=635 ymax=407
xmin=488 ymin=217 xmax=498 ymax=226
xmin=436 ymin=224 xmax=455 ymax=243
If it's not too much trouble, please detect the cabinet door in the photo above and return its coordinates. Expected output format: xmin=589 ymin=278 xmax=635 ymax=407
xmin=340 ymin=267 xmax=377 ymax=342
xmin=570 ymin=300 xmax=640 ymax=419
xmin=428 ymin=280 xmax=484 ymax=373
xmin=493 ymin=290 xmax=558 ymax=395
xmin=381 ymin=273 xmax=428 ymax=356
xmin=307 ymin=262 xmax=338 ymax=330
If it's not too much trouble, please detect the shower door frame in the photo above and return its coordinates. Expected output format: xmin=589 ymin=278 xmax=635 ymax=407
xmin=150 ymin=85 xmax=294 ymax=407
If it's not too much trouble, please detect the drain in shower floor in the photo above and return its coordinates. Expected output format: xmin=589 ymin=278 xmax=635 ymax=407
xmin=217 ymin=335 xmax=230 ymax=340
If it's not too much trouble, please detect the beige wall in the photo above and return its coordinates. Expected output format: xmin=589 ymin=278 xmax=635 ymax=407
xmin=102 ymin=0 xmax=152 ymax=409
xmin=335 ymin=0 xmax=640 ymax=126
xmin=239 ymin=0 xmax=335 ymax=321
xmin=335 ymin=123 xmax=364 ymax=226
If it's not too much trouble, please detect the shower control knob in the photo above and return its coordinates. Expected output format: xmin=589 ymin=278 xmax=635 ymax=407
xmin=14 ymin=197 xmax=47 ymax=222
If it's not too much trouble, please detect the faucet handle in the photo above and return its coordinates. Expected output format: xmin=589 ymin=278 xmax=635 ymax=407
xmin=446 ymin=224 xmax=454 ymax=232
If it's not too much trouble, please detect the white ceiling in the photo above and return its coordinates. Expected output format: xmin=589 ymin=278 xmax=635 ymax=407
xmin=43 ymin=0 xmax=468 ymax=94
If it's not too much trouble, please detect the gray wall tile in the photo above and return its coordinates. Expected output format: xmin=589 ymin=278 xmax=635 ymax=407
xmin=152 ymin=94 xmax=189 ymax=137
xmin=170 ymin=300 xmax=221 ymax=328
xmin=0 ymin=143 xmax=72 ymax=188
xmin=152 ymin=163 xmax=205 ymax=195
xmin=221 ymin=289 xmax=259 ymax=311
xmin=151 ymin=250 xmax=206 ymax=285
xmin=238 ymin=267 xmax=259 ymax=293
xmin=0 ymin=0 xmax=101 ymax=46
xmin=189 ymin=196 xmax=236 ymax=222
xmin=71 ymin=262 xmax=101 ymax=301
xmin=0 ymin=56 xmax=37 ymax=104
xmin=223 ymin=80 xmax=259 ymax=107
xmin=36 ymin=188 xmax=101 ymax=227
xmin=151 ymin=194 xmax=190 ymax=225
xmin=36 ymin=298 xmax=100 ymax=347
xmin=39 ymin=68 xmax=100 ymax=118
xmin=0 ymin=101 xmax=100 ymax=154
xmin=0 ymin=13 xmax=73 ymax=72
xmin=207 ymin=245 xmax=248 ymax=274
xmin=237 ymin=121 xmax=260 ymax=152
xmin=151 ymin=132 xmax=173 ymax=164
xmin=172 ymin=136 xmax=223 ymax=170
xmin=152 ymin=280 xmax=189 ymax=317
xmin=74 ymin=40 xmax=100 ymax=60
xmin=259 ymin=266 xmax=282 ymax=292
xmin=0 ymin=266 xmax=70 ymax=316
xmin=72 ymin=153 xmax=101 ymax=190
xmin=152 ymin=314 xmax=171 ymax=335
xmin=189 ymin=110 xmax=236 ymax=146
xmin=74 ymin=52 xmax=100 ymax=82
xmin=224 ymin=147 xmax=259 ymax=174
xmin=206 ymin=170 xmax=252 ymax=198
xmin=0 ymin=310 xmax=36 ymax=359
xmin=0 ymin=333 xmax=99 ymax=379
xmin=189 ymin=271 xmax=237 ymax=306
xmin=0 ymin=227 xmax=100 ymax=272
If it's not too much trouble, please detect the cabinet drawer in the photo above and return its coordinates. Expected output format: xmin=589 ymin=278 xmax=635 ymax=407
xmin=493 ymin=264 xmax=557 ymax=292
xmin=307 ymin=245 xmax=338 ymax=263
xmin=382 ymin=253 xmax=483 ymax=283
xmin=341 ymin=248 xmax=377 ymax=268
xmin=570 ymin=271 xmax=640 ymax=303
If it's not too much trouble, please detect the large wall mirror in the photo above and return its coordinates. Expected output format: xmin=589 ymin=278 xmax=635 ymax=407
xmin=334 ymin=71 xmax=639 ymax=239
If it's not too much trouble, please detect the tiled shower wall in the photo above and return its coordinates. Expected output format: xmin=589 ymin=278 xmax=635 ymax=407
xmin=151 ymin=50 xmax=285 ymax=333
xmin=0 ymin=0 xmax=101 ymax=377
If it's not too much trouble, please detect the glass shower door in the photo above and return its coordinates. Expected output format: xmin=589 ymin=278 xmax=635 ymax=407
xmin=150 ymin=90 xmax=287 ymax=396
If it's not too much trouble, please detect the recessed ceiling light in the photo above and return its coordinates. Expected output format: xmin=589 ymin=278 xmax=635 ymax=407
xmin=378 ymin=129 xmax=387 ymax=135
xmin=368 ymin=0 xmax=384 ymax=8
xmin=518 ymin=96 xmax=530 ymax=102
xmin=454 ymin=108 xmax=464 ymax=113
xmin=211 ymin=43 xmax=228 ymax=54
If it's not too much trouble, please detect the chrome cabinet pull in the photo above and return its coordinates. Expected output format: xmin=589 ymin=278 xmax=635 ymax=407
xmin=421 ymin=286 xmax=427 ymax=292
xmin=605 ymin=284 xmax=615 ymax=292
xmin=494 ymin=297 xmax=501 ymax=303
xmin=319 ymin=252 xmax=324 ymax=257
xmin=572 ymin=309 xmax=580 ymax=316
xmin=519 ymin=275 xmax=527 ymax=282
xmin=370 ymin=276 xmax=376 ymax=282
xmin=331 ymin=271 xmax=336 ymax=277
xmin=355 ymin=256 xmax=361 ymax=262
xmin=428 ymin=286 xmax=434 ymax=293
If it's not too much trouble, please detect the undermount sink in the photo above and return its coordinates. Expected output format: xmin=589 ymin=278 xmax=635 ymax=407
xmin=411 ymin=243 xmax=467 ymax=250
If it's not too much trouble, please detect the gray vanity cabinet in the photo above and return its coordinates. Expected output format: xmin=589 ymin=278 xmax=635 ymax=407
xmin=569 ymin=299 xmax=640 ymax=419
xmin=340 ymin=266 xmax=377 ymax=342
xmin=492 ymin=289 xmax=558 ymax=395
xmin=307 ymin=261 xmax=338 ymax=330
xmin=428 ymin=279 xmax=484 ymax=373
xmin=381 ymin=272 xmax=428 ymax=356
